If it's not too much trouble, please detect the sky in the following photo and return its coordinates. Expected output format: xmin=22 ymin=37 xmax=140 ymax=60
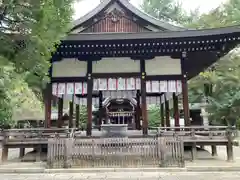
xmin=74 ymin=0 xmax=227 ymax=19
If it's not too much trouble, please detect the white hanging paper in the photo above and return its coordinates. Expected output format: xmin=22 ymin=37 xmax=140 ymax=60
xmin=168 ymin=80 xmax=177 ymax=92
xmin=126 ymin=78 xmax=135 ymax=90
xmin=151 ymin=81 xmax=160 ymax=93
xmin=117 ymin=78 xmax=126 ymax=90
xmin=66 ymin=83 xmax=74 ymax=94
xmin=98 ymin=79 xmax=107 ymax=91
xmin=108 ymin=78 xmax=117 ymax=90
xmin=93 ymin=79 xmax=98 ymax=91
xmin=52 ymin=83 xmax=58 ymax=95
xmin=58 ymin=83 xmax=66 ymax=95
xmin=146 ymin=81 xmax=152 ymax=93
xmin=160 ymin=81 xmax=168 ymax=92
xmin=74 ymin=83 xmax=82 ymax=94
xmin=82 ymin=82 xmax=88 ymax=94
xmin=176 ymin=80 xmax=182 ymax=93
xmin=136 ymin=78 xmax=141 ymax=90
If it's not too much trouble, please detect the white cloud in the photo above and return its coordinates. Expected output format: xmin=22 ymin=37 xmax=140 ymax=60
xmin=74 ymin=0 xmax=227 ymax=20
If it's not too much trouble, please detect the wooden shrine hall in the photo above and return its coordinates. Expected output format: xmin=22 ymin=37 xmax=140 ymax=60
xmin=45 ymin=0 xmax=240 ymax=136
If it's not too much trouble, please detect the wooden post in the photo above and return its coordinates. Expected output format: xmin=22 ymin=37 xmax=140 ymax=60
xmin=63 ymin=138 xmax=74 ymax=168
xmin=44 ymin=83 xmax=52 ymax=128
xmin=75 ymin=104 xmax=80 ymax=128
xmin=182 ymin=75 xmax=190 ymax=126
xmin=140 ymin=59 xmax=148 ymax=135
xmin=136 ymin=90 xmax=141 ymax=130
xmin=1 ymin=146 xmax=8 ymax=162
xmin=98 ymin=91 xmax=103 ymax=130
xmin=86 ymin=60 xmax=93 ymax=136
xmin=173 ymin=93 xmax=180 ymax=127
xmin=19 ymin=148 xmax=25 ymax=158
xmin=181 ymin=52 xmax=190 ymax=126
xmin=211 ymin=145 xmax=217 ymax=156
xmin=191 ymin=129 xmax=197 ymax=161
xmin=57 ymin=96 xmax=63 ymax=128
xmin=164 ymin=94 xmax=170 ymax=127
xmin=69 ymin=99 xmax=74 ymax=128
xmin=160 ymin=95 xmax=165 ymax=127
xmin=226 ymin=128 xmax=233 ymax=161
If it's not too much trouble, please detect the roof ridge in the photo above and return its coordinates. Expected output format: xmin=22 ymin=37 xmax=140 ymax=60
xmin=71 ymin=0 xmax=186 ymax=32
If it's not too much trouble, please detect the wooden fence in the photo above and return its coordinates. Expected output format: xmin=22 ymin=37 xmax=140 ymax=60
xmin=47 ymin=136 xmax=184 ymax=168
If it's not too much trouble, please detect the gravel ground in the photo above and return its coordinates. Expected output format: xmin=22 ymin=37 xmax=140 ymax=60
xmin=1 ymin=172 xmax=240 ymax=180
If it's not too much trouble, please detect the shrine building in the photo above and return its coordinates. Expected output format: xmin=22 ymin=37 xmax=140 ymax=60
xmin=45 ymin=0 xmax=240 ymax=136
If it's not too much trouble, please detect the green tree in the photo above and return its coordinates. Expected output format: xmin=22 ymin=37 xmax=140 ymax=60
xmin=141 ymin=0 xmax=198 ymax=25
xmin=142 ymin=0 xmax=240 ymax=126
xmin=0 ymin=0 xmax=75 ymax=127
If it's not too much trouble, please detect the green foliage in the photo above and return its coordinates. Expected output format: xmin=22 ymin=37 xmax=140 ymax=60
xmin=0 ymin=0 xmax=75 ymax=127
xmin=141 ymin=0 xmax=199 ymax=25
xmin=78 ymin=106 xmax=87 ymax=130
xmin=148 ymin=105 xmax=161 ymax=127
xmin=142 ymin=0 xmax=240 ymax=127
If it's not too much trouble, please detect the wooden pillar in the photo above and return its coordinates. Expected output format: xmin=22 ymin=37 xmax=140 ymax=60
xmin=164 ymin=94 xmax=170 ymax=127
xmin=136 ymin=90 xmax=141 ymax=130
xmin=173 ymin=93 xmax=180 ymax=127
xmin=1 ymin=145 xmax=8 ymax=162
xmin=181 ymin=52 xmax=190 ymax=126
xmin=140 ymin=60 xmax=148 ymax=135
xmin=160 ymin=95 xmax=165 ymax=127
xmin=57 ymin=96 xmax=63 ymax=128
xmin=69 ymin=99 xmax=74 ymax=128
xmin=98 ymin=91 xmax=103 ymax=130
xmin=44 ymin=83 xmax=52 ymax=128
xmin=76 ymin=104 xmax=80 ymax=128
xmin=86 ymin=60 xmax=93 ymax=136
xmin=182 ymin=75 xmax=190 ymax=126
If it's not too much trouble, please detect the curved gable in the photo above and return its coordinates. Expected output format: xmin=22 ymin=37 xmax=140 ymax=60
xmin=71 ymin=0 xmax=186 ymax=33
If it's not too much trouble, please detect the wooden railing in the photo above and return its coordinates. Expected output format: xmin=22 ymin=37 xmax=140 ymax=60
xmin=47 ymin=136 xmax=185 ymax=168
xmin=150 ymin=126 xmax=238 ymax=140
xmin=0 ymin=126 xmax=237 ymax=144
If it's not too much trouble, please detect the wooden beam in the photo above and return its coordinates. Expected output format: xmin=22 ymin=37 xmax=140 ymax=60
xmin=57 ymin=96 xmax=63 ymax=128
xmin=86 ymin=60 xmax=93 ymax=136
xmin=140 ymin=59 xmax=148 ymax=135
